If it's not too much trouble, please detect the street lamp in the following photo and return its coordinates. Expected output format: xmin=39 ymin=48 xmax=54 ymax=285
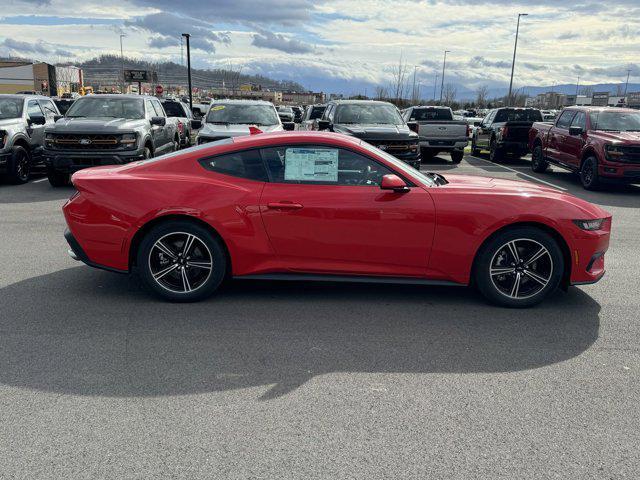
xmin=119 ymin=33 xmax=126 ymax=94
xmin=181 ymin=33 xmax=193 ymax=110
xmin=439 ymin=50 xmax=450 ymax=104
xmin=433 ymin=73 xmax=439 ymax=102
xmin=507 ymin=13 xmax=528 ymax=106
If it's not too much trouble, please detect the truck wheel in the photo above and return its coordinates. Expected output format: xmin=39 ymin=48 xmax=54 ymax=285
xmin=143 ymin=146 xmax=153 ymax=159
xmin=531 ymin=145 xmax=549 ymax=173
xmin=47 ymin=167 xmax=69 ymax=187
xmin=5 ymin=145 xmax=31 ymax=184
xmin=580 ymin=156 xmax=600 ymax=190
xmin=489 ymin=138 xmax=503 ymax=163
xmin=450 ymin=151 xmax=464 ymax=164
xmin=471 ymin=138 xmax=481 ymax=156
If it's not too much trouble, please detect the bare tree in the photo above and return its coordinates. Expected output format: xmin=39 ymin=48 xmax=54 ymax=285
xmin=475 ymin=85 xmax=489 ymax=108
xmin=512 ymin=87 xmax=528 ymax=107
xmin=442 ymin=83 xmax=457 ymax=105
xmin=390 ymin=54 xmax=410 ymax=103
xmin=374 ymin=86 xmax=388 ymax=100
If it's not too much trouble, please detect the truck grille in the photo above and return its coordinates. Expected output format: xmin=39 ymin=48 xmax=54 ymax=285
xmin=49 ymin=134 xmax=121 ymax=150
xmin=370 ymin=140 xmax=418 ymax=153
xmin=616 ymin=146 xmax=640 ymax=163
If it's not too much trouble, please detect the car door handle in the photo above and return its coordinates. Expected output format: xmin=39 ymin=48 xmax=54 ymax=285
xmin=267 ymin=202 xmax=304 ymax=210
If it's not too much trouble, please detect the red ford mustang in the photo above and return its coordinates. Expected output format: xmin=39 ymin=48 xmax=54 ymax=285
xmin=63 ymin=131 xmax=611 ymax=307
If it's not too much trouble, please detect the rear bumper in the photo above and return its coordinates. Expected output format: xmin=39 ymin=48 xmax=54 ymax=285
xmin=45 ymin=149 xmax=146 ymax=173
xmin=497 ymin=140 xmax=529 ymax=152
xmin=420 ymin=138 xmax=468 ymax=150
xmin=64 ymin=228 xmax=128 ymax=274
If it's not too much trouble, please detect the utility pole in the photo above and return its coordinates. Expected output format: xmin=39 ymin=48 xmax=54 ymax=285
xmin=433 ymin=73 xmax=439 ymax=102
xmin=575 ymin=75 xmax=580 ymax=97
xmin=508 ymin=13 xmax=528 ymax=106
xmin=624 ymin=69 xmax=631 ymax=96
xmin=182 ymin=33 xmax=193 ymax=110
xmin=439 ymin=50 xmax=450 ymax=104
xmin=412 ymin=66 xmax=417 ymax=104
xmin=119 ymin=33 xmax=126 ymax=94
xmin=180 ymin=36 xmax=184 ymax=67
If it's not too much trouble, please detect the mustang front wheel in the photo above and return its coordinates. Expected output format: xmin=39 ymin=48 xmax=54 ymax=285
xmin=474 ymin=227 xmax=564 ymax=307
xmin=137 ymin=221 xmax=226 ymax=302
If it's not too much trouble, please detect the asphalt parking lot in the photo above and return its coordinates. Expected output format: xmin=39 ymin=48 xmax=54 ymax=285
xmin=1 ymin=154 xmax=638 ymax=479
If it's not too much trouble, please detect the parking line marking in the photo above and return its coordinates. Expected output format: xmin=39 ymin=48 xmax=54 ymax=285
xmin=467 ymin=155 xmax=567 ymax=191
xmin=32 ymin=178 xmax=47 ymax=183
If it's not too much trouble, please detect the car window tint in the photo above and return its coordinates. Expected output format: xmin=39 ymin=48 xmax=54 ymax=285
xmin=261 ymin=146 xmax=393 ymax=186
xmin=556 ymin=110 xmax=576 ymax=129
xmin=27 ymin=100 xmax=44 ymax=117
xmin=198 ymin=150 xmax=268 ymax=182
xmin=571 ymin=111 xmax=586 ymax=130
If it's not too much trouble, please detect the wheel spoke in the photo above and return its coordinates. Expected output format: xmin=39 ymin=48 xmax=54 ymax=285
xmin=523 ymin=269 xmax=550 ymax=286
xmin=506 ymin=241 xmax=520 ymax=262
xmin=181 ymin=268 xmax=192 ymax=292
xmin=155 ymin=240 xmax=177 ymax=260
xmin=182 ymin=234 xmax=195 ymax=256
xmin=510 ymin=272 xmax=522 ymax=297
xmin=524 ymin=246 xmax=548 ymax=266
xmin=153 ymin=263 xmax=178 ymax=280
xmin=187 ymin=261 xmax=212 ymax=270
xmin=491 ymin=267 xmax=515 ymax=276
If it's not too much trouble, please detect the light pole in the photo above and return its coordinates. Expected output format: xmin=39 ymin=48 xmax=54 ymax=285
xmin=181 ymin=33 xmax=193 ymax=110
xmin=439 ymin=50 xmax=450 ymax=104
xmin=624 ymin=68 xmax=631 ymax=97
xmin=119 ymin=33 xmax=126 ymax=94
xmin=575 ymin=75 xmax=580 ymax=97
xmin=433 ymin=73 xmax=439 ymax=102
xmin=507 ymin=13 xmax=528 ymax=106
xmin=412 ymin=66 xmax=417 ymax=104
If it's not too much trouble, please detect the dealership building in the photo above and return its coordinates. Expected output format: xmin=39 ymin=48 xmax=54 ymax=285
xmin=0 ymin=60 xmax=83 ymax=95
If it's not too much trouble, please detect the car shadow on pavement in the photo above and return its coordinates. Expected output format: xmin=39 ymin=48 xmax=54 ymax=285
xmin=0 ymin=267 xmax=601 ymax=400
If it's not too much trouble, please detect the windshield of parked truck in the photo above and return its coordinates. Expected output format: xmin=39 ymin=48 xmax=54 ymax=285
xmin=494 ymin=109 xmax=543 ymax=122
xmin=162 ymin=102 xmax=187 ymax=117
xmin=335 ymin=103 xmax=403 ymax=125
xmin=206 ymin=104 xmax=279 ymax=126
xmin=589 ymin=111 xmax=640 ymax=132
xmin=410 ymin=108 xmax=453 ymax=121
xmin=0 ymin=97 xmax=23 ymax=119
xmin=66 ymin=97 xmax=145 ymax=119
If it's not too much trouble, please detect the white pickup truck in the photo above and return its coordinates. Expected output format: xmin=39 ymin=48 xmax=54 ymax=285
xmin=402 ymin=106 xmax=469 ymax=163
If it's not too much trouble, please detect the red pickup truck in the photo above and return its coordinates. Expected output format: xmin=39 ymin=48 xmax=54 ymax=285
xmin=528 ymin=106 xmax=640 ymax=189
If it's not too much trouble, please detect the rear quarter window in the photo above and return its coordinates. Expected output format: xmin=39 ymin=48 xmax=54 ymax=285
xmin=199 ymin=149 xmax=268 ymax=182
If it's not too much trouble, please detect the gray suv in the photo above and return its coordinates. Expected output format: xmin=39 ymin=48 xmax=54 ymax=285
xmin=0 ymin=94 xmax=60 ymax=184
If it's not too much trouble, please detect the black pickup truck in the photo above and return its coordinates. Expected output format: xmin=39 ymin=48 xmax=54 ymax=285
xmin=43 ymin=94 xmax=188 ymax=186
xmin=317 ymin=100 xmax=421 ymax=169
xmin=471 ymin=107 xmax=543 ymax=161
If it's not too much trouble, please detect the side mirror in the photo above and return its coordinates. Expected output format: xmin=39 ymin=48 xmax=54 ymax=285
xmin=28 ymin=114 xmax=46 ymax=126
xmin=407 ymin=121 xmax=419 ymax=133
xmin=380 ymin=174 xmax=409 ymax=193
xmin=54 ymin=115 xmax=63 ymax=122
xmin=568 ymin=126 xmax=583 ymax=136
xmin=190 ymin=119 xmax=202 ymax=130
xmin=282 ymin=122 xmax=295 ymax=131
xmin=150 ymin=116 xmax=166 ymax=126
xmin=318 ymin=120 xmax=331 ymax=131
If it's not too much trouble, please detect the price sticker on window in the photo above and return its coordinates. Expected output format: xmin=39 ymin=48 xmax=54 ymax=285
xmin=284 ymin=148 xmax=339 ymax=182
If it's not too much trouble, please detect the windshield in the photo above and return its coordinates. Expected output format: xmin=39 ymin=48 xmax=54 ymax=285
xmin=411 ymin=108 xmax=453 ymax=121
xmin=206 ymin=104 xmax=279 ymax=125
xmin=589 ymin=111 xmax=640 ymax=131
xmin=494 ymin=109 xmax=543 ymax=122
xmin=162 ymin=102 xmax=186 ymax=117
xmin=335 ymin=103 xmax=403 ymax=125
xmin=66 ymin=97 xmax=145 ymax=119
xmin=0 ymin=98 xmax=23 ymax=119
xmin=358 ymin=141 xmax=436 ymax=187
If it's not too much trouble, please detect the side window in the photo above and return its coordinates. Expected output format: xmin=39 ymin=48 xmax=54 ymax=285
xmin=570 ymin=111 xmax=586 ymax=130
xmin=261 ymin=146 xmax=393 ymax=186
xmin=145 ymin=100 xmax=157 ymax=118
xmin=556 ymin=110 xmax=576 ymax=129
xmin=152 ymin=99 xmax=165 ymax=117
xmin=27 ymin=100 xmax=44 ymax=118
xmin=39 ymin=99 xmax=58 ymax=118
xmin=325 ymin=105 xmax=335 ymax=122
xmin=198 ymin=150 xmax=268 ymax=182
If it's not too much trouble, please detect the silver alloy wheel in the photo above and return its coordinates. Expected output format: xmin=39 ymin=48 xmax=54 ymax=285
xmin=489 ymin=238 xmax=553 ymax=300
xmin=148 ymin=231 xmax=213 ymax=294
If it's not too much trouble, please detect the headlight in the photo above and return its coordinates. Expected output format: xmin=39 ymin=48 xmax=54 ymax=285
xmin=45 ymin=132 xmax=55 ymax=148
xmin=573 ymin=218 xmax=606 ymax=231
xmin=604 ymin=144 xmax=624 ymax=161
xmin=120 ymin=133 xmax=137 ymax=149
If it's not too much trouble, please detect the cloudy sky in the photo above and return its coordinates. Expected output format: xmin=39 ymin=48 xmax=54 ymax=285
xmin=1 ymin=0 xmax=639 ymax=96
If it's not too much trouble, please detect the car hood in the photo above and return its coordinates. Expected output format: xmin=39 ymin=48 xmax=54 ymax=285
xmin=47 ymin=117 xmax=146 ymax=133
xmin=199 ymin=123 xmax=283 ymax=137
xmin=440 ymin=174 xmax=609 ymax=217
xmin=334 ymin=124 xmax=417 ymax=141
xmin=589 ymin=130 xmax=640 ymax=143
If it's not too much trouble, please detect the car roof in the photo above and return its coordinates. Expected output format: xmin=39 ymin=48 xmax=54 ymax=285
xmin=210 ymin=99 xmax=274 ymax=106
xmin=0 ymin=94 xmax=52 ymax=101
xmin=567 ymin=106 xmax=638 ymax=113
xmin=77 ymin=94 xmax=144 ymax=100
xmin=328 ymin=100 xmax=394 ymax=106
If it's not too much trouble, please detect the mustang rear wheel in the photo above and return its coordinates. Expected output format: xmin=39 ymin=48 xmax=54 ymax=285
xmin=137 ymin=221 xmax=226 ymax=302
xmin=474 ymin=227 xmax=564 ymax=307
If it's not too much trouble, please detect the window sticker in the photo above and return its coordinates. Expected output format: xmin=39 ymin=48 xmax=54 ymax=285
xmin=284 ymin=148 xmax=339 ymax=182
xmin=211 ymin=105 xmax=226 ymax=111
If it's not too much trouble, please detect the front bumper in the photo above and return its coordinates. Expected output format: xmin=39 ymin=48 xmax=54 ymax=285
xmin=598 ymin=162 xmax=640 ymax=183
xmin=568 ymin=221 xmax=610 ymax=285
xmin=45 ymin=148 xmax=146 ymax=173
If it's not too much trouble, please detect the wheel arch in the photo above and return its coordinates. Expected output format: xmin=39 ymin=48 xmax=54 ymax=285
xmin=11 ymin=136 xmax=31 ymax=154
xmin=128 ymin=214 xmax=232 ymax=277
xmin=471 ymin=221 xmax=572 ymax=290
xmin=580 ymin=147 xmax=598 ymax=169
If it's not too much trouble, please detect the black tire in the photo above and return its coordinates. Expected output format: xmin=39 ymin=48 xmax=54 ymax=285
xmin=580 ymin=156 xmax=600 ymax=190
xmin=474 ymin=226 xmax=564 ymax=308
xmin=471 ymin=138 xmax=481 ymax=156
xmin=137 ymin=220 xmax=227 ymax=302
xmin=450 ymin=150 xmax=464 ymax=164
xmin=489 ymin=138 xmax=503 ymax=163
xmin=420 ymin=148 xmax=434 ymax=162
xmin=47 ymin=167 xmax=69 ymax=187
xmin=143 ymin=146 xmax=153 ymax=159
xmin=5 ymin=146 xmax=31 ymax=184
xmin=173 ymin=136 xmax=180 ymax=152
xmin=531 ymin=144 xmax=549 ymax=173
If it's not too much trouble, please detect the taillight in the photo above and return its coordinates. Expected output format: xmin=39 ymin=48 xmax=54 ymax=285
xmin=177 ymin=122 xmax=184 ymax=134
xmin=500 ymin=126 xmax=509 ymax=137
xmin=466 ymin=124 xmax=470 ymax=137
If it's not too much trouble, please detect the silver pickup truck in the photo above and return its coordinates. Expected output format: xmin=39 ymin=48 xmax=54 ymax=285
xmin=402 ymin=106 xmax=468 ymax=163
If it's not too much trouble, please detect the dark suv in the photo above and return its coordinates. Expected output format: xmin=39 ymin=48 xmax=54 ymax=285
xmin=318 ymin=100 xmax=421 ymax=169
